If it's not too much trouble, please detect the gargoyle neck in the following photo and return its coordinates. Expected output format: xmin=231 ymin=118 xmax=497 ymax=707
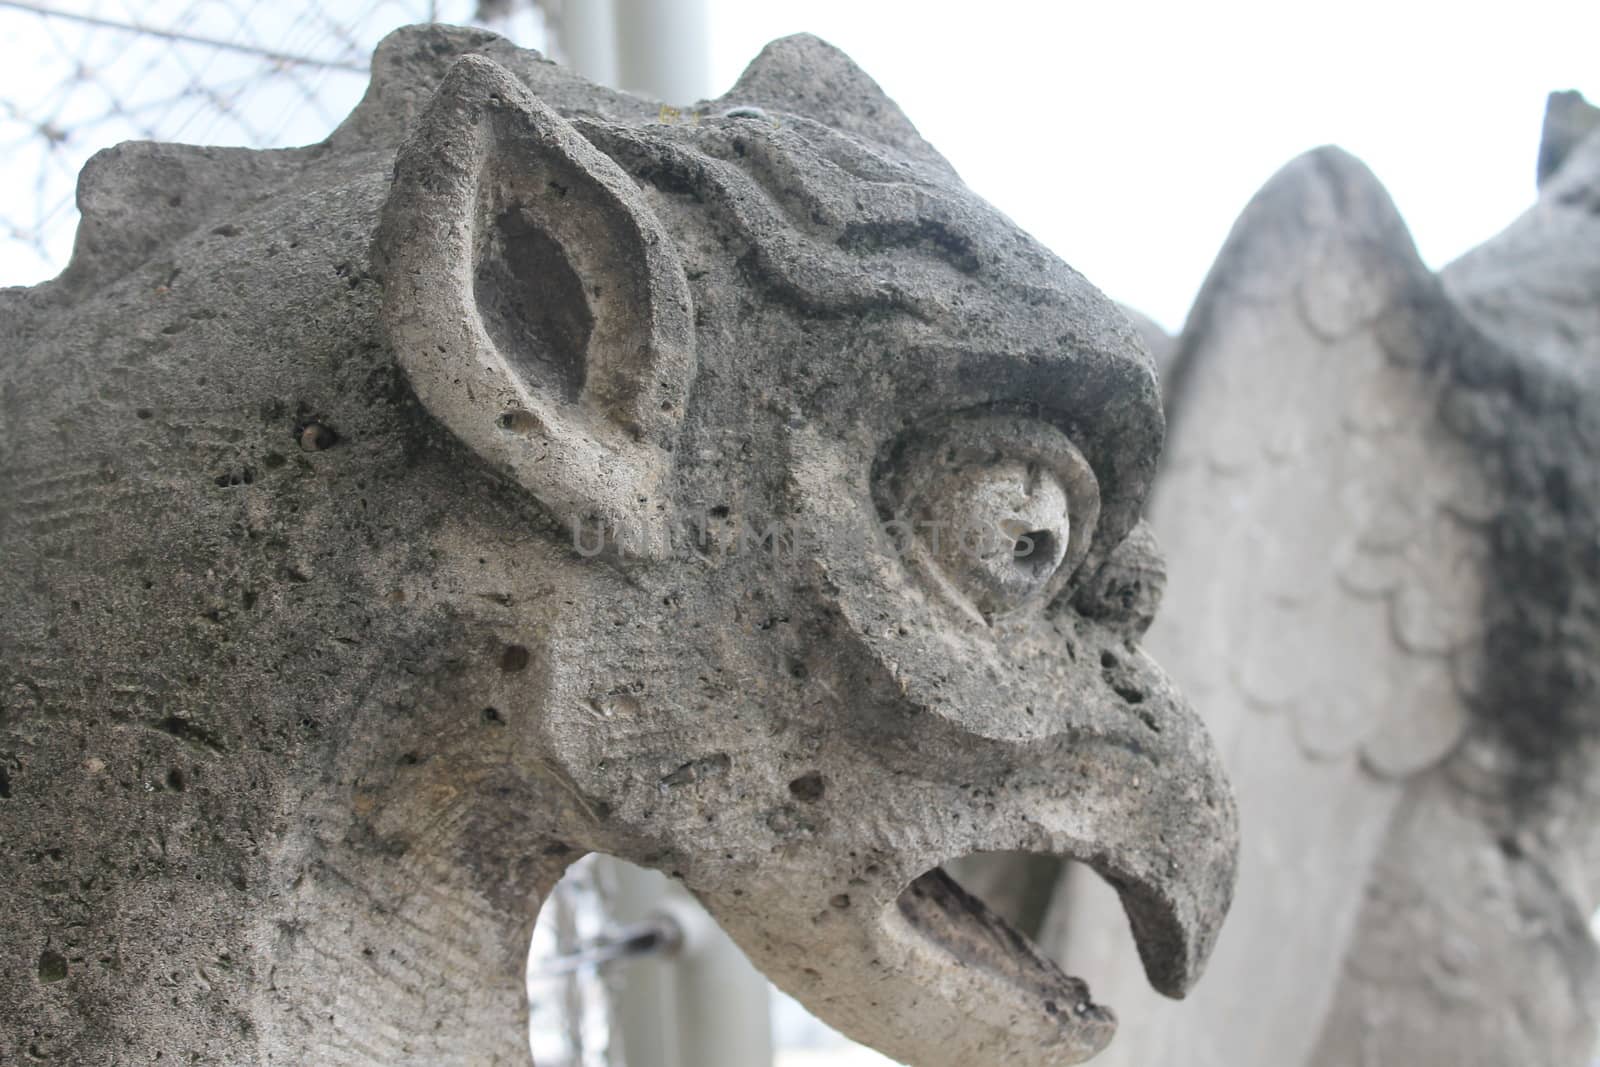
xmin=257 ymin=764 xmax=581 ymax=1064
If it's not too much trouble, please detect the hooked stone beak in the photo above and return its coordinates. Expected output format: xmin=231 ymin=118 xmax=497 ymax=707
xmin=688 ymin=644 xmax=1239 ymax=1066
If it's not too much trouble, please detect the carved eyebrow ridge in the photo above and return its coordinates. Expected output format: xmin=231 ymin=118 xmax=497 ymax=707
xmin=573 ymin=117 xmax=998 ymax=321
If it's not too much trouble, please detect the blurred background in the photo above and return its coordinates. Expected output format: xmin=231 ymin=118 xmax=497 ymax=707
xmin=2 ymin=1 xmax=1594 ymax=1063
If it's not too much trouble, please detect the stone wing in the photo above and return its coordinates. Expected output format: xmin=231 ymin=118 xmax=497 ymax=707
xmin=1045 ymin=147 xmax=1496 ymax=1067
xmin=1305 ymin=103 xmax=1600 ymax=1067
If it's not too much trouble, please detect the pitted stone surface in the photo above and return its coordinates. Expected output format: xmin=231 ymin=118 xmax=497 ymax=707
xmin=0 ymin=25 xmax=1236 ymax=1067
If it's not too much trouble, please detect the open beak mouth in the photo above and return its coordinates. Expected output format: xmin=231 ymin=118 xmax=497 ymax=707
xmin=897 ymin=864 xmax=1114 ymax=1037
xmin=697 ymin=786 xmax=1234 ymax=1067
xmin=692 ymin=659 xmax=1238 ymax=1066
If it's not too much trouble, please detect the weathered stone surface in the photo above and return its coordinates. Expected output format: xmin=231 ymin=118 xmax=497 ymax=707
xmin=1537 ymin=89 xmax=1600 ymax=189
xmin=1448 ymin=92 xmax=1600 ymax=369
xmin=0 ymin=26 xmax=1236 ymax=1066
xmin=1118 ymin=306 xmax=1175 ymax=388
xmin=1053 ymin=103 xmax=1600 ymax=1066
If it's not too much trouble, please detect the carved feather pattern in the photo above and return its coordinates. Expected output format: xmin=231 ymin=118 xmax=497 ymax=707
xmin=1161 ymin=148 xmax=1492 ymax=784
xmin=1055 ymin=113 xmax=1600 ymax=1063
xmin=1050 ymin=146 xmax=1512 ymax=1067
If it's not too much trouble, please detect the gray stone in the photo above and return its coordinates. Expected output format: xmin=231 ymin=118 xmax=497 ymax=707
xmin=1052 ymin=112 xmax=1600 ymax=1065
xmin=0 ymin=26 xmax=1237 ymax=1066
xmin=1537 ymin=89 xmax=1600 ymax=189
xmin=1117 ymin=306 xmax=1175 ymax=394
xmin=1448 ymin=94 xmax=1600 ymax=368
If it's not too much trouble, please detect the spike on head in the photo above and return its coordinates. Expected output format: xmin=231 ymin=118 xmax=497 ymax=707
xmin=1538 ymin=89 xmax=1600 ymax=189
xmin=713 ymin=33 xmax=955 ymax=174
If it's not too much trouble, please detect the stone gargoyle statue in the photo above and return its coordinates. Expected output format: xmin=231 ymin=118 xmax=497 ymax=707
xmin=0 ymin=25 xmax=1238 ymax=1066
xmin=1052 ymin=93 xmax=1600 ymax=1066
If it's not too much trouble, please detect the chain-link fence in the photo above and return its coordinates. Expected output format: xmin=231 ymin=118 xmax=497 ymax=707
xmin=0 ymin=0 xmax=550 ymax=286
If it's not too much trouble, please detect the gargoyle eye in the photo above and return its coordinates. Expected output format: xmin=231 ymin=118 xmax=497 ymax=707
xmin=880 ymin=414 xmax=1101 ymax=619
xmin=916 ymin=459 xmax=1071 ymax=613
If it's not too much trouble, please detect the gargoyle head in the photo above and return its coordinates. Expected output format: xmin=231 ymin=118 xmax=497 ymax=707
xmin=0 ymin=25 xmax=1234 ymax=1067
xmin=372 ymin=33 xmax=1237 ymax=1066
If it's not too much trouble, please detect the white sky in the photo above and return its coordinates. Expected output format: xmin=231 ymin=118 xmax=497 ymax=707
xmin=3 ymin=0 xmax=1596 ymax=332
xmin=705 ymin=0 xmax=1600 ymax=331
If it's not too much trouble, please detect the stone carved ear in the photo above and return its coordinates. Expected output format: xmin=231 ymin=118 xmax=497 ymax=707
xmin=376 ymin=55 xmax=694 ymax=553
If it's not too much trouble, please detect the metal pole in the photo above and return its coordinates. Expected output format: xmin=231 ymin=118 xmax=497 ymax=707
xmin=610 ymin=0 xmax=712 ymax=104
xmin=554 ymin=0 xmax=618 ymax=89
xmin=609 ymin=860 xmax=683 ymax=1067
xmin=603 ymin=858 xmax=774 ymax=1067
xmin=537 ymin=12 xmax=766 ymax=1058
xmin=664 ymin=879 xmax=774 ymax=1067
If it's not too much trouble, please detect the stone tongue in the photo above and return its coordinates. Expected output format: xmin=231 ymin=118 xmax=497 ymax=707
xmin=898 ymin=868 xmax=1114 ymax=1032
